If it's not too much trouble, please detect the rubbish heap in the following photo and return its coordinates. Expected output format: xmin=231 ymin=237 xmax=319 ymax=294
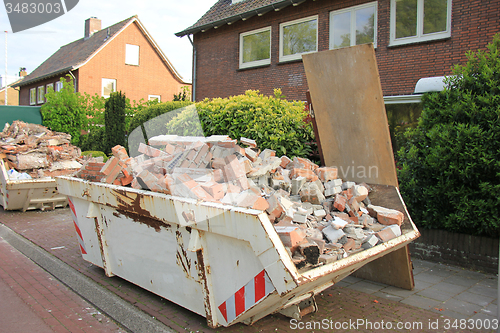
xmin=75 ymin=135 xmax=405 ymax=270
xmin=0 ymin=121 xmax=82 ymax=179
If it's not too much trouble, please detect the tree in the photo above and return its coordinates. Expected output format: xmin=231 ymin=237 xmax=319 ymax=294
xmin=397 ymin=34 xmax=500 ymax=237
xmin=41 ymin=76 xmax=86 ymax=145
xmin=104 ymin=91 xmax=127 ymax=155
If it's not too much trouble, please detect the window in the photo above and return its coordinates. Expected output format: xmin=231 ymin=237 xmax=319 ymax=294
xmin=125 ymin=44 xmax=140 ymax=66
xmin=148 ymin=95 xmax=161 ymax=102
xmin=37 ymin=86 xmax=45 ymax=104
xmin=390 ymin=0 xmax=451 ymax=46
xmin=279 ymin=16 xmax=318 ymax=62
xmin=29 ymin=88 xmax=36 ymax=105
xmin=330 ymin=2 xmax=378 ymax=49
xmin=102 ymin=78 xmax=116 ymax=98
xmin=55 ymin=81 xmax=63 ymax=92
xmin=240 ymin=27 xmax=271 ymax=69
xmin=46 ymin=83 xmax=54 ymax=93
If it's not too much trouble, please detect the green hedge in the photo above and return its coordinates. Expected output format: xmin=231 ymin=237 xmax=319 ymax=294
xmin=165 ymin=90 xmax=315 ymax=159
xmin=397 ymin=34 xmax=500 ymax=237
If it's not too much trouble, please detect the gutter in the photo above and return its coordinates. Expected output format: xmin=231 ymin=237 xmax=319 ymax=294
xmin=12 ymin=66 xmax=75 ymax=88
xmin=175 ymin=0 xmax=306 ymax=37
xmin=187 ymin=34 xmax=196 ymax=102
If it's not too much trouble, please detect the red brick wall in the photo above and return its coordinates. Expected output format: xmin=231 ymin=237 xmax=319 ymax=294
xmin=193 ymin=0 xmax=500 ymax=101
xmin=18 ymin=74 xmax=77 ymax=106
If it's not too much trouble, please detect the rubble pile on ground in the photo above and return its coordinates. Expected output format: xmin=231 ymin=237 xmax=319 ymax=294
xmin=0 ymin=121 xmax=82 ymax=179
xmin=76 ymin=135 xmax=405 ymax=270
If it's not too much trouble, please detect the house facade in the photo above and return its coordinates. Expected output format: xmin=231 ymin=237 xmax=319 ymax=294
xmin=177 ymin=0 xmax=500 ymax=102
xmin=15 ymin=16 xmax=189 ymax=106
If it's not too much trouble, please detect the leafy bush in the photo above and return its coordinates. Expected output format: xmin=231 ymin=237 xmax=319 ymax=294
xmin=79 ymin=126 xmax=106 ymax=153
xmin=397 ymin=34 xmax=500 ymax=237
xmin=104 ymin=91 xmax=127 ymax=155
xmin=42 ymin=76 xmax=86 ymax=145
xmin=81 ymin=150 xmax=108 ymax=162
xmin=165 ymin=90 xmax=314 ymax=159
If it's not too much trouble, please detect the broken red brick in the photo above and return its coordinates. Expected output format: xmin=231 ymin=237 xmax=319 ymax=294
xmin=333 ymin=194 xmax=347 ymax=211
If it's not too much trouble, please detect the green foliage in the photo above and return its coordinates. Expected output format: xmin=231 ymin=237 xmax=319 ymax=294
xmin=127 ymin=101 xmax=193 ymax=155
xmin=41 ymin=76 xmax=86 ymax=145
xmin=81 ymin=150 xmax=108 ymax=162
xmin=79 ymin=126 xmax=106 ymax=153
xmin=397 ymin=34 xmax=500 ymax=237
xmin=173 ymin=86 xmax=191 ymax=101
xmin=104 ymin=91 xmax=127 ymax=155
xmin=165 ymin=89 xmax=315 ymax=159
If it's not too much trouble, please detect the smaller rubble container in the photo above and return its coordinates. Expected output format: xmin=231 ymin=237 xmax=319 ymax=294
xmin=55 ymin=44 xmax=420 ymax=327
xmin=0 ymin=159 xmax=68 ymax=211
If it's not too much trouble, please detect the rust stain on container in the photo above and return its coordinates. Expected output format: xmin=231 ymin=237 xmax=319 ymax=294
xmin=112 ymin=188 xmax=171 ymax=232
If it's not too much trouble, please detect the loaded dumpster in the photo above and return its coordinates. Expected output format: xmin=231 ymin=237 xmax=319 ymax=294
xmin=0 ymin=159 xmax=68 ymax=211
xmin=55 ymin=44 xmax=420 ymax=327
xmin=0 ymin=121 xmax=82 ymax=211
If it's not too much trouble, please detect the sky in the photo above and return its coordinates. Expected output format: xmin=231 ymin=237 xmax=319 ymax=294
xmin=0 ymin=0 xmax=218 ymax=84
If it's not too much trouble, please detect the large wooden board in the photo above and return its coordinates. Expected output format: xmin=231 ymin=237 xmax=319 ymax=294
xmin=302 ymin=44 xmax=398 ymax=187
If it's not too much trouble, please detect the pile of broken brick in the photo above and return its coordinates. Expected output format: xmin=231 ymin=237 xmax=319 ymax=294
xmin=75 ymin=135 xmax=405 ymax=270
xmin=0 ymin=121 xmax=82 ymax=179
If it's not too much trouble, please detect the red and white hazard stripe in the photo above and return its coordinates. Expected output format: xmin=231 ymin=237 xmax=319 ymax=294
xmin=68 ymin=198 xmax=87 ymax=255
xmin=218 ymin=269 xmax=274 ymax=323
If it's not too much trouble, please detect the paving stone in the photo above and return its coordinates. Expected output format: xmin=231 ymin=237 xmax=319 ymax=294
xmin=441 ymin=298 xmax=483 ymax=316
xmin=372 ymin=291 xmax=404 ymax=302
xmin=379 ymin=285 xmax=419 ymax=298
xmin=416 ymin=288 xmax=452 ymax=302
xmin=468 ymin=284 xmax=497 ymax=297
xmin=400 ymin=294 xmax=442 ymax=310
xmin=427 ymin=281 xmax=470 ymax=296
xmin=347 ymin=281 xmax=385 ymax=294
xmin=342 ymin=275 xmax=363 ymax=284
xmin=453 ymin=291 xmax=495 ymax=307
xmin=477 ymin=277 xmax=498 ymax=289
xmin=425 ymin=266 xmax=459 ymax=278
xmin=413 ymin=271 xmax=449 ymax=285
xmin=469 ymin=312 xmax=499 ymax=326
xmin=442 ymin=274 xmax=482 ymax=287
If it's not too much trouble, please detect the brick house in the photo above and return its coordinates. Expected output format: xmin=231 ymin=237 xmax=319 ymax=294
xmin=176 ymin=0 xmax=499 ymax=103
xmin=15 ymin=16 xmax=189 ymax=106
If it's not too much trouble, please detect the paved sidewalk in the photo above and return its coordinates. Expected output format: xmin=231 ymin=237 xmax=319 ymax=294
xmin=0 ymin=235 xmax=126 ymax=333
xmin=0 ymin=207 xmax=497 ymax=332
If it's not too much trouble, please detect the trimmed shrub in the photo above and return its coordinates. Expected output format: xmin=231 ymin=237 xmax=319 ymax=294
xmin=165 ymin=90 xmax=315 ymax=159
xmin=397 ymin=34 xmax=500 ymax=237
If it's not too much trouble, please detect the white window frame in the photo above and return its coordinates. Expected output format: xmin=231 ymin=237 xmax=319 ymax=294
xmin=239 ymin=26 xmax=272 ymax=69
xmin=390 ymin=0 xmax=452 ymax=46
xmin=37 ymin=86 xmax=45 ymax=104
xmin=55 ymin=81 xmax=63 ymax=92
xmin=102 ymin=78 xmax=116 ymax=98
xmin=148 ymin=95 xmax=161 ymax=102
xmin=279 ymin=15 xmax=318 ymax=62
xmin=29 ymin=88 xmax=36 ymax=105
xmin=46 ymin=83 xmax=54 ymax=93
xmin=329 ymin=2 xmax=378 ymax=50
xmin=125 ymin=44 xmax=140 ymax=66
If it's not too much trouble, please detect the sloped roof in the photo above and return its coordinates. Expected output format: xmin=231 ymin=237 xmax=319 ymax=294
xmin=16 ymin=15 xmax=186 ymax=87
xmin=175 ymin=0 xmax=306 ymax=37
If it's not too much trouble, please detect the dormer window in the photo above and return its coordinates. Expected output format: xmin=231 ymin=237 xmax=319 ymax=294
xmin=232 ymin=0 xmax=245 ymax=4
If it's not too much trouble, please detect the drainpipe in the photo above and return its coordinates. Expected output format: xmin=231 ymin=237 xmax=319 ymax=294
xmin=68 ymin=70 xmax=76 ymax=92
xmin=187 ymin=34 xmax=196 ymax=102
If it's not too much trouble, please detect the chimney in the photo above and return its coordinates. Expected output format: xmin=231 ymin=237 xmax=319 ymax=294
xmin=19 ymin=67 xmax=27 ymax=77
xmin=85 ymin=17 xmax=101 ymax=39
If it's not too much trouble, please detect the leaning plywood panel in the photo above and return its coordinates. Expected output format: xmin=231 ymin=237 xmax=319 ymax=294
xmin=302 ymin=44 xmax=398 ymax=187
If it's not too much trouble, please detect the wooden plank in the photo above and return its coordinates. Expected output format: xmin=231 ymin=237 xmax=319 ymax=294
xmin=302 ymin=44 xmax=398 ymax=187
xmin=352 ymin=245 xmax=415 ymax=290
